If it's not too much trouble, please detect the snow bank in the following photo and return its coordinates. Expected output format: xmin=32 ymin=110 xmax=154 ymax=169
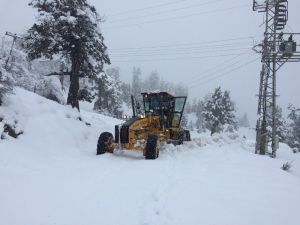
xmin=0 ymin=89 xmax=300 ymax=225
xmin=0 ymin=88 xmax=120 ymax=154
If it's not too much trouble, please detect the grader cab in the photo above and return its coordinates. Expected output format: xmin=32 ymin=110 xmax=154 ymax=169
xmin=97 ymin=92 xmax=191 ymax=159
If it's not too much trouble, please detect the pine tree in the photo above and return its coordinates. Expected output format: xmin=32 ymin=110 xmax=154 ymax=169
xmin=221 ymin=90 xmax=236 ymax=128
xmin=266 ymin=106 xmax=288 ymax=142
xmin=145 ymin=71 xmax=159 ymax=91
xmin=0 ymin=67 xmax=13 ymax=106
xmin=120 ymin=82 xmax=131 ymax=106
xmin=1 ymin=37 xmax=67 ymax=102
xmin=94 ymin=67 xmax=122 ymax=117
xmin=131 ymin=67 xmax=142 ymax=100
xmin=195 ymin=100 xmax=205 ymax=132
xmin=191 ymin=98 xmax=197 ymax=113
xmin=202 ymin=87 xmax=236 ymax=135
xmin=106 ymin=67 xmax=122 ymax=117
xmin=286 ymin=105 xmax=300 ymax=151
xmin=93 ymin=72 xmax=108 ymax=112
xmin=238 ymin=113 xmax=250 ymax=128
xmin=181 ymin=113 xmax=188 ymax=129
xmin=34 ymin=77 xmax=65 ymax=103
xmin=159 ymin=79 xmax=173 ymax=94
xmin=185 ymin=101 xmax=192 ymax=114
xmin=188 ymin=121 xmax=194 ymax=131
xmin=174 ymin=83 xmax=188 ymax=96
xmin=24 ymin=0 xmax=110 ymax=110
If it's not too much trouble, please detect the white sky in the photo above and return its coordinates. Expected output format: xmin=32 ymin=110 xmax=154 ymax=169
xmin=0 ymin=0 xmax=299 ymax=124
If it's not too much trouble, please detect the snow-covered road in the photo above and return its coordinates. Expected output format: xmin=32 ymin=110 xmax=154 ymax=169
xmin=1 ymin=89 xmax=300 ymax=225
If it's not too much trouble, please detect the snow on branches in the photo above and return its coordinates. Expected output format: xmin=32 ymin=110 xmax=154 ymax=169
xmin=202 ymin=87 xmax=237 ymax=135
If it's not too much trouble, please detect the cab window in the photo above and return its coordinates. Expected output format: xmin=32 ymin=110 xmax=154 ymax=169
xmin=174 ymin=97 xmax=186 ymax=112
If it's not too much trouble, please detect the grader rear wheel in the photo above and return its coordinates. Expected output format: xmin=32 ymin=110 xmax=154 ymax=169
xmin=145 ymin=134 xmax=159 ymax=160
xmin=177 ymin=130 xmax=191 ymax=145
xmin=184 ymin=130 xmax=191 ymax=141
xmin=97 ymin=132 xmax=114 ymax=155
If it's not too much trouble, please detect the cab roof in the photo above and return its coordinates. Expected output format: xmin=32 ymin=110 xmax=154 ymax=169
xmin=141 ymin=91 xmax=175 ymax=97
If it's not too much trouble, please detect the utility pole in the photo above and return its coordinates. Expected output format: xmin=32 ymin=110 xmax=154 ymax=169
xmin=4 ymin=32 xmax=22 ymax=70
xmin=253 ymin=0 xmax=300 ymax=157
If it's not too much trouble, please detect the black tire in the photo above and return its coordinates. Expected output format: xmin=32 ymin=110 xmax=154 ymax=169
xmin=97 ymin=132 xmax=114 ymax=155
xmin=184 ymin=130 xmax=191 ymax=141
xmin=145 ymin=134 xmax=159 ymax=160
xmin=178 ymin=131 xmax=185 ymax=145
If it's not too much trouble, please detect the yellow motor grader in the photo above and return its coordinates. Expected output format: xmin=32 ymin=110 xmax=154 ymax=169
xmin=97 ymin=92 xmax=191 ymax=159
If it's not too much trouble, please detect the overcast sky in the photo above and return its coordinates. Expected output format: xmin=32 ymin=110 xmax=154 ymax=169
xmin=0 ymin=0 xmax=299 ymax=124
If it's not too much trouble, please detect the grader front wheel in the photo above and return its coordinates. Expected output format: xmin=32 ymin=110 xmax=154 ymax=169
xmin=97 ymin=132 xmax=114 ymax=155
xmin=178 ymin=130 xmax=191 ymax=144
xmin=145 ymin=134 xmax=159 ymax=160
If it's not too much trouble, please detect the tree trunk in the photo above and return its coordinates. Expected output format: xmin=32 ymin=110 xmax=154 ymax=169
xmin=67 ymin=55 xmax=80 ymax=111
xmin=211 ymin=121 xmax=219 ymax=135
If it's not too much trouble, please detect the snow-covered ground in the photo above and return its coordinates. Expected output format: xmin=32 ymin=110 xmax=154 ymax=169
xmin=1 ymin=88 xmax=300 ymax=225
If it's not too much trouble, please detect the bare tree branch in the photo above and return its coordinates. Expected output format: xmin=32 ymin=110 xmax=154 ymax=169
xmin=44 ymin=71 xmax=71 ymax=76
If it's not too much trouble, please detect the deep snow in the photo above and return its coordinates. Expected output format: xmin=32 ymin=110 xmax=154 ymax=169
xmin=0 ymin=88 xmax=300 ymax=225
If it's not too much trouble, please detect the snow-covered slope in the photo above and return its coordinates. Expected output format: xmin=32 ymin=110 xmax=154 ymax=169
xmin=0 ymin=89 xmax=300 ymax=225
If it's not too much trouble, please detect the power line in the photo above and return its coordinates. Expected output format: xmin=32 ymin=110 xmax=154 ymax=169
xmin=253 ymin=0 xmax=300 ymax=157
xmin=107 ymin=0 xmax=186 ymax=17
xmin=107 ymin=0 xmax=225 ymax=23
xmin=186 ymin=53 xmax=255 ymax=85
xmin=109 ymin=42 xmax=254 ymax=54
xmin=111 ymin=52 xmax=252 ymax=63
xmin=110 ymin=47 xmax=252 ymax=58
xmin=188 ymin=56 xmax=260 ymax=89
xmin=108 ymin=35 xmax=261 ymax=51
xmin=185 ymin=51 xmax=255 ymax=85
xmin=103 ymin=4 xmax=251 ymax=29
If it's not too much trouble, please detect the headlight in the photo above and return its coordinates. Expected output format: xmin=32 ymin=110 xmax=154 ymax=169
xmin=138 ymin=114 xmax=145 ymax=119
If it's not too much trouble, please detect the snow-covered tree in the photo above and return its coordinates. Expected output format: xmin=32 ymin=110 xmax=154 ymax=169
xmin=266 ymin=106 xmax=288 ymax=142
xmin=24 ymin=0 xmax=110 ymax=110
xmin=185 ymin=101 xmax=192 ymax=114
xmin=106 ymin=67 xmax=122 ymax=116
xmin=181 ymin=113 xmax=188 ymax=129
xmin=191 ymin=98 xmax=197 ymax=113
xmin=131 ymin=67 xmax=142 ymax=100
xmin=144 ymin=70 xmax=159 ymax=91
xmin=149 ymin=71 xmax=159 ymax=91
xmin=94 ymin=67 xmax=122 ymax=117
xmin=159 ymin=79 xmax=174 ymax=94
xmin=286 ymin=105 xmax=300 ymax=152
xmin=0 ymin=36 xmax=67 ymax=103
xmin=203 ymin=87 xmax=236 ymax=135
xmin=195 ymin=100 xmax=205 ymax=133
xmin=238 ymin=113 xmax=250 ymax=128
xmin=120 ymin=82 xmax=131 ymax=106
xmin=174 ymin=83 xmax=188 ymax=96
xmin=34 ymin=76 xmax=65 ymax=103
xmin=188 ymin=121 xmax=194 ymax=131
xmin=0 ymin=67 xmax=13 ymax=106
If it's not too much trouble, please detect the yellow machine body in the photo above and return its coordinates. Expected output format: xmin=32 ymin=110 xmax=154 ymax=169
xmin=114 ymin=92 xmax=189 ymax=154
xmin=117 ymin=115 xmax=181 ymax=151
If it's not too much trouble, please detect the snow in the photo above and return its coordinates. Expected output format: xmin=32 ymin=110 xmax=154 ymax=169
xmin=186 ymin=112 xmax=197 ymax=123
xmin=1 ymin=88 xmax=300 ymax=225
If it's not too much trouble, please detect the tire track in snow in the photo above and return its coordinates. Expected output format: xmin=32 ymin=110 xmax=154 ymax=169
xmin=137 ymin=140 xmax=223 ymax=225
xmin=138 ymin=146 xmax=183 ymax=225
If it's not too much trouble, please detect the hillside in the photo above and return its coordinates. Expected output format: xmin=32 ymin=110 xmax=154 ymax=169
xmin=0 ymin=89 xmax=300 ymax=225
